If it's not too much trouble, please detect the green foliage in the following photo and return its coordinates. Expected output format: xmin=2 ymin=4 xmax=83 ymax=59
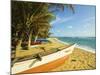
xmin=11 ymin=1 xmax=74 ymax=49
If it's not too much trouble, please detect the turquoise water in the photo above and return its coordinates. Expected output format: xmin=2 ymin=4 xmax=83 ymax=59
xmin=57 ymin=37 xmax=96 ymax=51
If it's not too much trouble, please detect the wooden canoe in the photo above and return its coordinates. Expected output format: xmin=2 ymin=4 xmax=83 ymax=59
xmin=11 ymin=44 xmax=76 ymax=74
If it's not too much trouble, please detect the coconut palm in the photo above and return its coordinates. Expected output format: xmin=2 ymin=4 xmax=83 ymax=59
xmin=11 ymin=1 xmax=74 ymax=51
xmin=12 ymin=1 xmax=55 ymax=50
xmin=27 ymin=13 xmax=55 ymax=49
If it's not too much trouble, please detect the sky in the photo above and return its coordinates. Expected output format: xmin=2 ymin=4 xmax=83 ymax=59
xmin=49 ymin=4 xmax=96 ymax=37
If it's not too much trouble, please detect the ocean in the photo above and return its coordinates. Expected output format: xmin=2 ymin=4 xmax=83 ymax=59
xmin=57 ymin=37 xmax=96 ymax=51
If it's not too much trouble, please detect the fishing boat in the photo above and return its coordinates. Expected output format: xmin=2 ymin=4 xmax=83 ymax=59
xmin=11 ymin=44 xmax=76 ymax=74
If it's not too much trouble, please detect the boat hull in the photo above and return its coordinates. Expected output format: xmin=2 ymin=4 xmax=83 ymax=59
xmin=12 ymin=44 xmax=76 ymax=74
xmin=18 ymin=55 xmax=69 ymax=74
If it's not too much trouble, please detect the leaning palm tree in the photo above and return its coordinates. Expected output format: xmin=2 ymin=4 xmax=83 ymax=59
xmin=27 ymin=12 xmax=55 ymax=49
xmin=12 ymin=1 xmax=75 ymax=53
xmin=27 ymin=3 xmax=75 ymax=49
xmin=11 ymin=1 xmax=75 ymax=66
xmin=11 ymin=1 xmax=53 ymax=50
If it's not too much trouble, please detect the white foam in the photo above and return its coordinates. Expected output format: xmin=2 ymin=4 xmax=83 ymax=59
xmin=54 ymin=38 xmax=69 ymax=45
xmin=76 ymin=45 xmax=95 ymax=53
xmin=55 ymin=38 xmax=95 ymax=53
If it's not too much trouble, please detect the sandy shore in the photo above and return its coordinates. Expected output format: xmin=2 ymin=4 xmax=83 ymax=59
xmin=12 ymin=38 xmax=96 ymax=71
xmin=35 ymin=38 xmax=96 ymax=71
xmin=40 ymin=38 xmax=96 ymax=71
xmin=51 ymin=48 xmax=96 ymax=71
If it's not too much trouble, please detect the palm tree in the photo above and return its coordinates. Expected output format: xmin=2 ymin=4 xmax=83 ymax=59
xmin=26 ymin=5 xmax=55 ymax=49
xmin=27 ymin=3 xmax=75 ymax=48
xmin=12 ymin=1 xmax=55 ymax=50
xmin=12 ymin=1 xmax=74 ymax=52
xmin=48 ymin=3 xmax=74 ymax=13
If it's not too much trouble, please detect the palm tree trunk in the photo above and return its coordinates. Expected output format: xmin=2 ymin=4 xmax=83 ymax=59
xmin=15 ymin=38 xmax=23 ymax=57
xmin=28 ymin=31 xmax=32 ymax=50
xmin=34 ymin=35 xmax=38 ymax=43
xmin=34 ymin=31 xmax=39 ymax=43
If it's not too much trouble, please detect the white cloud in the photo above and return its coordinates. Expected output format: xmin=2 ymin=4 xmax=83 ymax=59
xmin=50 ymin=16 xmax=61 ymax=25
xmin=82 ymin=16 xmax=95 ymax=23
xmin=59 ymin=16 xmax=73 ymax=23
xmin=67 ymin=25 xmax=73 ymax=29
xmin=83 ymin=23 xmax=91 ymax=28
xmin=50 ymin=16 xmax=73 ymax=25
xmin=57 ymin=30 xmax=61 ymax=33
xmin=80 ymin=17 xmax=95 ymax=37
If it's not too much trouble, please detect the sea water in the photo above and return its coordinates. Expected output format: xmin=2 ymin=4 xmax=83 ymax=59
xmin=57 ymin=37 xmax=96 ymax=52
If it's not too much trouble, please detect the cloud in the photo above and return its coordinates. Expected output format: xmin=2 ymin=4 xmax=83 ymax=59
xmin=82 ymin=16 xmax=95 ymax=23
xmin=50 ymin=16 xmax=61 ymax=25
xmin=50 ymin=16 xmax=73 ymax=25
xmin=67 ymin=26 xmax=73 ymax=29
xmin=79 ymin=16 xmax=95 ymax=37
xmin=57 ymin=30 xmax=61 ymax=33
xmin=81 ymin=16 xmax=95 ymax=29
xmin=59 ymin=16 xmax=73 ymax=23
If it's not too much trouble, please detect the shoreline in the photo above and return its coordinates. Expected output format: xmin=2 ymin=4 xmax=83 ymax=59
xmin=49 ymin=38 xmax=96 ymax=71
xmin=52 ymin=38 xmax=95 ymax=53
xmin=76 ymin=45 xmax=95 ymax=53
xmin=12 ymin=37 xmax=96 ymax=72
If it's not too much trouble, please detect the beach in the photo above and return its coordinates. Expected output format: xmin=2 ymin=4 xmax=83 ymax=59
xmin=31 ymin=38 xmax=96 ymax=71
xmin=47 ymin=38 xmax=96 ymax=71
xmin=51 ymin=47 xmax=96 ymax=71
xmin=40 ymin=38 xmax=96 ymax=71
xmin=11 ymin=2 xmax=96 ymax=74
xmin=12 ymin=38 xmax=96 ymax=73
